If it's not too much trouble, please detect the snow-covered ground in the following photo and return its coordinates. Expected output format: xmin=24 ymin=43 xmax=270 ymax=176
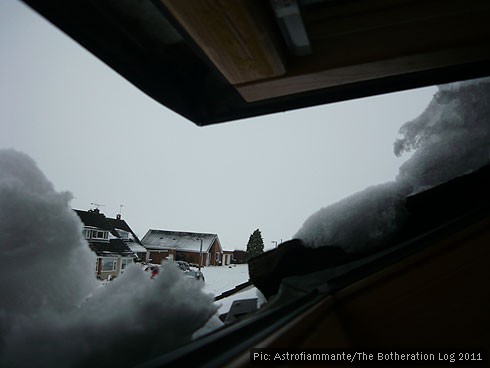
xmin=201 ymin=264 xmax=249 ymax=296
xmin=140 ymin=262 xmax=256 ymax=316
xmin=200 ymin=264 xmax=259 ymax=315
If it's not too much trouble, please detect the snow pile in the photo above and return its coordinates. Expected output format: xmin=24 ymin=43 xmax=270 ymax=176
xmin=0 ymin=149 xmax=217 ymax=367
xmin=296 ymin=77 xmax=490 ymax=250
xmin=295 ymin=182 xmax=406 ymax=252
xmin=0 ymin=150 xmax=97 ymax=320
xmin=395 ymin=78 xmax=490 ymax=192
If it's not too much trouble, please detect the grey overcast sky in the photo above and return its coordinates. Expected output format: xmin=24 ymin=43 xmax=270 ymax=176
xmin=1 ymin=0 xmax=436 ymax=250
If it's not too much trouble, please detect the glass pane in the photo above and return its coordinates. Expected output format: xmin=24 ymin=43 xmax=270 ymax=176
xmin=102 ymin=258 xmax=116 ymax=271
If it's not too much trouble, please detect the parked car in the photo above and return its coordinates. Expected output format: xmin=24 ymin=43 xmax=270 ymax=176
xmin=176 ymin=261 xmax=191 ymax=271
xmin=184 ymin=270 xmax=205 ymax=282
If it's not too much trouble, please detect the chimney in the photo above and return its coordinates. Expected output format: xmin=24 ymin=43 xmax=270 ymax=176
xmin=116 ymin=214 xmax=121 ymax=220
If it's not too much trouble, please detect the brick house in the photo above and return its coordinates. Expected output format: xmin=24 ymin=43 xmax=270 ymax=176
xmin=141 ymin=230 xmax=223 ymax=266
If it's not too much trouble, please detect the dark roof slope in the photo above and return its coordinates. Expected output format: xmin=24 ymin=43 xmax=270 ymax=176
xmin=89 ymin=239 xmax=135 ymax=258
xmin=106 ymin=216 xmax=142 ymax=244
xmin=74 ymin=209 xmax=112 ymax=231
xmin=74 ymin=209 xmax=143 ymax=245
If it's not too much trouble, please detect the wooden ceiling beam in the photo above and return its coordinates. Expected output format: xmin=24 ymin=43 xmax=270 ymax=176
xmin=160 ymin=0 xmax=286 ymax=85
xmin=237 ymin=46 xmax=490 ymax=102
xmin=235 ymin=0 xmax=490 ymax=101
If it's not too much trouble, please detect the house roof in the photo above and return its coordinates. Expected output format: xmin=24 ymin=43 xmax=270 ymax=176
xmin=106 ymin=217 xmax=132 ymax=233
xmin=89 ymin=239 xmax=135 ymax=258
xmin=106 ymin=217 xmax=143 ymax=244
xmin=22 ymin=0 xmax=490 ymax=125
xmin=141 ymin=230 xmax=220 ymax=253
xmin=127 ymin=241 xmax=148 ymax=254
xmin=74 ymin=209 xmax=112 ymax=231
xmin=74 ymin=209 xmax=143 ymax=245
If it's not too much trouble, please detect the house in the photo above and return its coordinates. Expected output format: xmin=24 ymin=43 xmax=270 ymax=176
xmin=141 ymin=230 xmax=223 ymax=267
xmin=75 ymin=209 xmax=146 ymax=280
xmin=232 ymin=250 xmax=248 ymax=264
xmin=90 ymin=239 xmax=135 ymax=281
xmin=222 ymin=250 xmax=233 ymax=266
xmin=106 ymin=214 xmax=149 ymax=261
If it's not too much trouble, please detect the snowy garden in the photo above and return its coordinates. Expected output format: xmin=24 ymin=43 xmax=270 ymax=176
xmin=201 ymin=264 xmax=258 ymax=315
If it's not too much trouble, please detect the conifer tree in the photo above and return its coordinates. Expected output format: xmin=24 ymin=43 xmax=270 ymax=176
xmin=246 ymin=229 xmax=264 ymax=260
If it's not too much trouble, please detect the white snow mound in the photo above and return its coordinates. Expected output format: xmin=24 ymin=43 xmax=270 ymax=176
xmin=0 ymin=149 xmax=217 ymax=368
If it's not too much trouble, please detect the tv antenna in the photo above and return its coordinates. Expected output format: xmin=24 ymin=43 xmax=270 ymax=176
xmin=90 ymin=202 xmax=105 ymax=210
xmin=119 ymin=204 xmax=124 ymax=216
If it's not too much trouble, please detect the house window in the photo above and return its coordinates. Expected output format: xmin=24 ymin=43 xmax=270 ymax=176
xmin=101 ymin=257 xmax=117 ymax=271
xmin=121 ymin=258 xmax=132 ymax=270
xmin=117 ymin=230 xmax=130 ymax=239
xmin=83 ymin=229 xmax=91 ymax=239
xmin=215 ymin=252 xmax=221 ymax=262
xmin=91 ymin=230 xmax=109 ymax=240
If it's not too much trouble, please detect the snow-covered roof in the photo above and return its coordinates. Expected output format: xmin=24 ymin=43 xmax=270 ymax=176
xmin=127 ymin=242 xmax=147 ymax=254
xmin=75 ymin=209 xmax=112 ymax=230
xmin=89 ymin=239 xmax=135 ymax=258
xmin=74 ymin=209 xmax=144 ymax=245
xmin=141 ymin=230 xmax=220 ymax=253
